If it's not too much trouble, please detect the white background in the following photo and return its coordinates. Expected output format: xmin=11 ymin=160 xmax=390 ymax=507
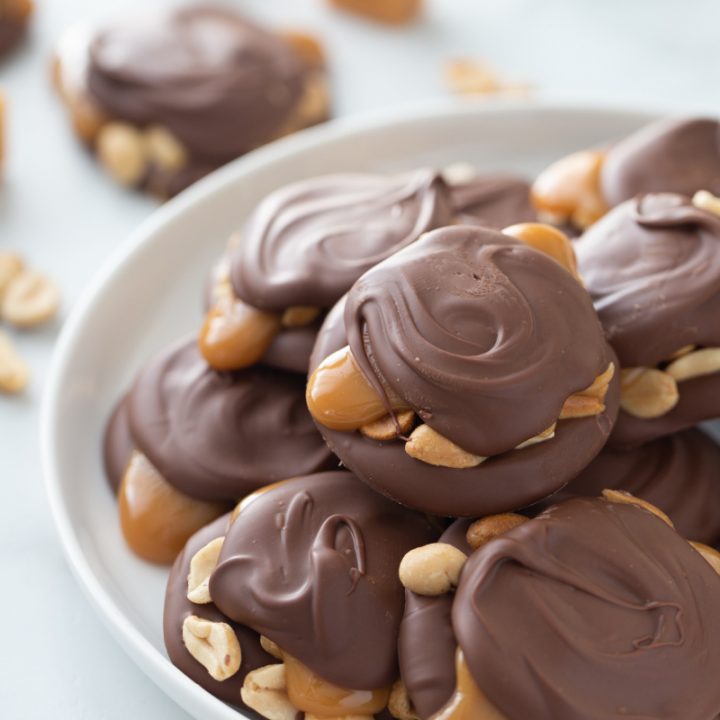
xmin=2 ymin=0 xmax=719 ymax=717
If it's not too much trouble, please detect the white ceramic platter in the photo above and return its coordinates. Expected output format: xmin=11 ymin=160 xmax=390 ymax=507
xmin=42 ymin=101 xmax=663 ymax=719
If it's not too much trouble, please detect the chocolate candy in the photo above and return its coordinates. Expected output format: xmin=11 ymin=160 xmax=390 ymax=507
xmin=536 ymin=428 xmax=720 ymax=545
xmin=401 ymin=496 xmax=720 ymax=719
xmin=450 ymin=174 xmax=536 ymax=229
xmin=308 ymin=225 xmax=619 ymax=517
xmin=602 ymin=117 xmax=720 ymax=207
xmin=102 ymin=394 xmax=133 ymax=493
xmin=126 ymin=337 xmax=334 ymax=501
xmin=164 ymin=513 xmax=275 ymax=707
xmin=230 ymin=170 xmax=453 ymax=312
xmin=209 ymin=472 xmax=440 ymax=692
xmin=55 ymin=5 xmax=328 ymax=196
xmin=576 ymin=193 xmax=720 ymax=444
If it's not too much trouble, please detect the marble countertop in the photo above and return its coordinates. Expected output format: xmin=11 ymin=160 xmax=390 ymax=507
xmin=2 ymin=0 xmax=718 ymax=716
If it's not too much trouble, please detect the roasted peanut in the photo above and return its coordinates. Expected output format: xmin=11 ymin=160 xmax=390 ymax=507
xmin=360 ymin=410 xmax=415 ymax=441
xmin=0 ymin=252 xmax=24 ymax=297
xmin=444 ymin=59 xmax=530 ymax=97
xmin=260 ymin=635 xmax=283 ymax=660
xmin=559 ymin=363 xmax=614 ymax=420
xmin=665 ymin=347 xmax=720 ymax=383
xmin=0 ymin=330 xmax=29 ymax=393
xmin=515 ymin=423 xmax=556 ymax=449
xmin=602 ymin=489 xmax=673 ymax=527
xmin=388 ymin=680 xmax=420 ymax=720
xmin=466 ymin=514 xmax=527 ymax=550
xmin=692 ymin=190 xmax=720 ymax=216
xmin=619 ymin=367 xmax=678 ymax=419
xmin=182 ymin=615 xmax=242 ymax=682
xmin=241 ymin=664 xmax=298 ymax=720
xmin=96 ymin=122 xmax=146 ymax=186
xmin=399 ymin=543 xmax=468 ymax=596
xmin=187 ymin=537 xmax=224 ymax=604
xmin=143 ymin=125 xmax=187 ymax=171
xmin=1 ymin=269 xmax=60 ymax=327
xmin=405 ymin=424 xmax=485 ymax=469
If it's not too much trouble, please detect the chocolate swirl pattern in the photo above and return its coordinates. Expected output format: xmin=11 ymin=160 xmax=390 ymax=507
xmin=455 ymin=498 xmax=720 ymax=720
xmin=577 ymin=193 xmax=720 ymax=367
xmin=127 ymin=338 xmax=333 ymax=501
xmin=86 ymin=5 xmax=307 ymax=162
xmin=209 ymin=472 xmax=440 ymax=690
xmin=230 ymin=170 xmax=453 ymax=311
xmin=345 ymin=225 xmax=610 ymax=456
xmin=602 ymin=117 xmax=720 ymax=206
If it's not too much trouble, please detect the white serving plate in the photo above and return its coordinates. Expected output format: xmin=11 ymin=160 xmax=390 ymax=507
xmin=42 ymin=101 xmax=663 ymax=719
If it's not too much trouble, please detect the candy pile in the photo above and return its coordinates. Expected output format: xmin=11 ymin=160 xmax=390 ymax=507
xmin=104 ymin=116 xmax=720 ymax=720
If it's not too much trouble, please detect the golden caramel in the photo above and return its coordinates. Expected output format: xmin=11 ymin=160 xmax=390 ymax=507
xmin=284 ymin=653 xmax=390 ymax=717
xmin=531 ymin=149 xmax=607 ymax=229
xmin=502 ymin=223 xmax=580 ymax=280
xmin=199 ymin=296 xmax=281 ymax=371
xmin=432 ymin=650 xmax=506 ymax=720
xmin=118 ymin=451 xmax=227 ymax=565
xmin=306 ymin=345 xmax=408 ymax=431
xmin=327 ymin=0 xmax=421 ymax=25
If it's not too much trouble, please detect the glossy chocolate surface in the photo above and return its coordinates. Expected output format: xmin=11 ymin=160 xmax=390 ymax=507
xmin=209 ymin=472 xmax=440 ymax=690
xmin=230 ymin=170 xmax=453 ymax=311
xmin=85 ymin=5 xmax=308 ymax=162
xmin=602 ymin=117 xmax=720 ymax=206
xmin=127 ymin=338 xmax=334 ymax=500
xmin=455 ymin=498 xmax=720 ymax=719
xmin=450 ymin=174 xmax=536 ymax=228
xmin=577 ymin=193 xmax=720 ymax=367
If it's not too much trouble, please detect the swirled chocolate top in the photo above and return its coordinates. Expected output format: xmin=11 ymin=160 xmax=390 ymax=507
xmin=455 ymin=497 xmax=720 ymax=720
xmin=539 ymin=429 xmax=720 ymax=545
xmin=230 ymin=170 xmax=453 ymax=311
xmin=209 ymin=472 xmax=440 ymax=690
xmin=576 ymin=193 xmax=720 ymax=366
xmin=450 ymin=175 xmax=536 ymax=228
xmin=85 ymin=5 xmax=307 ymax=161
xmin=127 ymin=338 xmax=333 ymax=501
xmin=602 ymin=117 xmax=720 ymax=206
xmin=345 ymin=224 xmax=610 ymax=456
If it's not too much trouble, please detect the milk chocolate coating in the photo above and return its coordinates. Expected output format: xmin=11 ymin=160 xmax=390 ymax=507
xmin=399 ymin=520 xmax=472 ymax=718
xmin=455 ymin=497 xmax=720 ymax=720
xmin=537 ymin=429 xmax=720 ymax=544
xmin=102 ymin=394 xmax=133 ymax=494
xmin=209 ymin=472 xmax=440 ymax=690
xmin=164 ymin=513 xmax=274 ymax=710
xmin=450 ymin=175 xmax=536 ymax=228
xmin=127 ymin=338 xmax=334 ymax=501
xmin=577 ymin=193 xmax=720 ymax=367
xmin=309 ymin=226 xmax=619 ymax=516
xmin=602 ymin=117 xmax=720 ymax=206
xmin=230 ymin=170 xmax=454 ymax=312
xmin=86 ymin=5 xmax=308 ymax=162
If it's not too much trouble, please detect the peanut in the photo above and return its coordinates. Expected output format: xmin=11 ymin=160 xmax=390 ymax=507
xmin=399 ymin=543 xmax=468 ymax=596
xmin=187 ymin=537 xmax=224 ymax=605
xmin=0 ymin=330 xmax=29 ymax=393
xmin=665 ymin=347 xmax=720 ymax=383
xmin=241 ymin=664 xmax=298 ymax=720
xmin=281 ymin=305 xmax=320 ymax=328
xmin=405 ymin=424 xmax=485 ymax=469
xmin=1 ymin=269 xmax=60 ymax=327
xmin=692 ymin=190 xmax=720 ymax=216
xmin=360 ymin=410 xmax=415 ymax=441
xmin=96 ymin=122 xmax=146 ymax=186
xmin=388 ymin=680 xmax=420 ymax=720
xmin=619 ymin=367 xmax=679 ymax=419
xmin=182 ymin=615 xmax=242 ymax=681
xmin=143 ymin=125 xmax=187 ymax=171
xmin=466 ymin=514 xmax=527 ymax=550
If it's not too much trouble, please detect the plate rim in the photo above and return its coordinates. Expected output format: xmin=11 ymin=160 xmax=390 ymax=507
xmin=41 ymin=97 xmax=666 ymax=718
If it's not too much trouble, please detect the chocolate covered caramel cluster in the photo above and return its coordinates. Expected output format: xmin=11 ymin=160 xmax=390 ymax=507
xmin=103 ymin=117 xmax=720 ymax=719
